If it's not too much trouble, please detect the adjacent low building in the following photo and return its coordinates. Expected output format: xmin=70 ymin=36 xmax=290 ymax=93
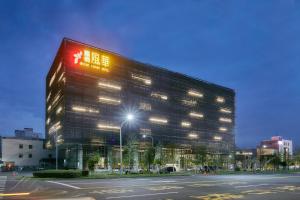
xmin=257 ymin=136 xmax=293 ymax=164
xmin=0 ymin=128 xmax=54 ymax=169
xmin=235 ymin=148 xmax=257 ymax=170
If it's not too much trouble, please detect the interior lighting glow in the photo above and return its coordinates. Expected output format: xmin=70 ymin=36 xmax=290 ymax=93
xmin=189 ymin=112 xmax=204 ymax=118
xmin=188 ymin=133 xmax=198 ymax=138
xmin=98 ymin=96 xmax=121 ymax=105
xmin=72 ymin=106 xmax=99 ymax=113
xmin=149 ymin=117 xmax=168 ymax=124
xmin=46 ymin=92 xmax=51 ymax=102
xmin=220 ymin=108 xmax=232 ymax=113
xmin=139 ymin=102 xmax=151 ymax=111
xmin=182 ymin=99 xmax=197 ymax=106
xmin=131 ymin=74 xmax=152 ymax=85
xmin=140 ymin=128 xmax=151 ymax=134
xmin=58 ymin=72 xmax=64 ymax=82
xmin=151 ymin=92 xmax=168 ymax=100
xmin=98 ymin=124 xmax=120 ymax=130
xmin=216 ymin=96 xmax=225 ymax=103
xmin=188 ymin=90 xmax=203 ymax=98
xmin=214 ymin=136 xmax=222 ymax=141
xmin=98 ymin=82 xmax=121 ymax=90
xmin=181 ymin=121 xmax=191 ymax=127
xmin=219 ymin=127 xmax=227 ymax=132
xmin=56 ymin=106 xmax=62 ymax=114
xmin=49 ymin=72 xmax=56 ymax=87
xmin=56 ymin=62 xmax=62 ymax=73
xmin=219 ymin=117 xmax=232 ymax=123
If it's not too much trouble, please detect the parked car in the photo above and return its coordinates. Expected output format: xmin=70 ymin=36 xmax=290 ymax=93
xmin=159 ymin=166 xmax=176 ymax=174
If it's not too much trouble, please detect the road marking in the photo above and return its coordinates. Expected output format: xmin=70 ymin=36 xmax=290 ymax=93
xmin=151 ymin=180 xmax=177 ymax=183
xmin=235 ymin=184 xmax=270 ymax=188
xmin=0 ymin=192 xmax=30 ymax=197
xmin=0 ymin=176 xmax=7 ymax=198
xmin=44 ymin=198 xmax=95 ymax=200
xmin=105 ymin=191 xmax=179 ymax=199
xmin=47 ymin=181 xmax=81 ymax=189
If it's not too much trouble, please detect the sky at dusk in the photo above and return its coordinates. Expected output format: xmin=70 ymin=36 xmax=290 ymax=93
xmin=0 ymin=0 xmax=300 ymax=148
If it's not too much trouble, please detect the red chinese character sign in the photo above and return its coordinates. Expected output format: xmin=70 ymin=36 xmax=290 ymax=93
xmin=72 ymin=49 xmax=110 ymax=72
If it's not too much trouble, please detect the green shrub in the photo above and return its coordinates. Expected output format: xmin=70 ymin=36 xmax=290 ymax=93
xmin=33 ymin=170 xmax=82 ymax=178
xmin=81 ymin=170 xmax=89 ymax=176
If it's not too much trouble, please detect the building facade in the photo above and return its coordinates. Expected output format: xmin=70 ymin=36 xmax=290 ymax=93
xmin=46 ymin=38 xmax=235 ymax=170
xmin=257 ymin=136 xmax=293 ymax=168
xmin=0 ymin=129 xmax=53 ymax=169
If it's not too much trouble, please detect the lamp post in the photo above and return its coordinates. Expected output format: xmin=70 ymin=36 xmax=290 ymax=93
xmin=49 ymin=123 xmax=62 ymax=170
xmin=143 ymin=134 xmax=154 ymax=147
xmin=119 ymin=113 xmax=134 ymax=175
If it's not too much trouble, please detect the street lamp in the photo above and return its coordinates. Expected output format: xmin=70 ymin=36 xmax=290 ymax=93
xmin=49 ymin=123 xmax=62 ymax=170
xmin=143 ymin=134 xmax=154 ymax=147
xmin=119 ymin=113 xmax=134 ymax=175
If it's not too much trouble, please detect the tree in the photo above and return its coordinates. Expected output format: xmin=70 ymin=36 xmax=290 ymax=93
xmin=87 ymin=153 xmax=100 ymax=172
xmin=144 ymin=146 xmax=155 ymax=172
xmin=193 ymin=145 xmax=207 ymax=167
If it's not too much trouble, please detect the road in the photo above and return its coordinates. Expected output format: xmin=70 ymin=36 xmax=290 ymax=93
xmin=3 ymin=173 xmax=300 ymax=199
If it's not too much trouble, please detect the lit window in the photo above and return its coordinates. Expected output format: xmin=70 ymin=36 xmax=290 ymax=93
xmin=58 ymin=72 xmax=64 ymax=82
xmin=216 ymin=96 xmax=225 ymax=103
xmin=52 ymin=94 xmax=61 ymax=106
xmin=98 ymin=123 xmax=120 ymax=131
xmin=101 ymin=55 xmax=110 ymax=67
xmin=139 ymin=102 xmax=151 ymax=111
xmin=149 ymin=117 xmax=168 ymax=124
xmin=219 ymin=117 xmax=232 ymax=123
xmin=46 ymin=118 xmax=50 ymax=125
xmin=140 ymin=128 xmax=151 ymax=134
xmin=72 ymin=106 xmax=99 ymax=113
xmin=182 ymin=99 xmax=197 ymax=106
xmin=214 ymin=136 xmax=222 ymax=141
xmin=181 ymin=121 xmax=191 ymax=128
xmin=98 ymin=82 xmax=121 ymax=90
xmin=46 ymin=92 xmax=51 ymax=102
xmin=98 ymin=96 xmax=121 ymax=105
xmin=189 ymin=112 xmax=204 ymax=119
xmin=188 ymin=90 xmax=203 ymax=98
xmin=49 ymin=121 xmax=62 ymax=133
xmin=56 ymin=106 xmax=62 ymax=114
xmin=56 ymin=62 xmax=62 ymax=73
xmin=188 ymin=133 xmax=198 ymax=139
xmin=220 ymin=108 xmax=231 ymax=114
xmin=131 ymin=74 xmax=152 ymax=85
xmin=49 ymin=72 xmax=56 ymax=87
xmin=151 ymin=92 xmax=168 ymax=100
xmin=219 ymin=127 xmax=227 ymax=132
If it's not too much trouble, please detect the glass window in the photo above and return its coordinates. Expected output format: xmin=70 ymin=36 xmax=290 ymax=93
xmin=29 ymin=154 xmax=32 ymax=158
xmin=29 ymin=145 xmax=33 ymax=149
xmin=19 ymin=144 xmax=23 ymax=149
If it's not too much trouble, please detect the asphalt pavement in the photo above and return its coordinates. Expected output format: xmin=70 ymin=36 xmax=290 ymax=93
xmin=2 ymin=172 xmax=300 ymax=200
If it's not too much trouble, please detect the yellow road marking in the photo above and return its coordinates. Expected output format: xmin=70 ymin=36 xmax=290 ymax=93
xmin=0 ymin=192 xmax=30 ymax=196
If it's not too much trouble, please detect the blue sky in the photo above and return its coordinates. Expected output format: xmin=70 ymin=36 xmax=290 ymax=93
xmin=0 ymin=0 xmax=299 ymax=148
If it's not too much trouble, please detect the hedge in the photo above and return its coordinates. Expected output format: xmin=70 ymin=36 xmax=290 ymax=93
xmin=33 ymin=170 xmax=83 ymax=178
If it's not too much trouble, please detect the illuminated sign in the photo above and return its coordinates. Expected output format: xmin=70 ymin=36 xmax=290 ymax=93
xmin=73 ymin=49 xmax=110 ymax=72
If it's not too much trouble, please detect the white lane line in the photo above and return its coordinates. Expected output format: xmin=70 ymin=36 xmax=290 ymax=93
xmin=151 ymin=180 xmax=176 ymax=183
xmin=105 ymin=191 xmax=178 ymax=199
xmin=235 ymin=184 xmax=270 ymax=188
xmin=47 ymin=181 xmax=81 ymax=189
xmin=44 ymin=198 xmax=95 ymax=200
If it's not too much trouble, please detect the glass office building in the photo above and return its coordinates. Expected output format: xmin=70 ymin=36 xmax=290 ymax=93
xmin=46 ymin=38 xmax=235 ymax=169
